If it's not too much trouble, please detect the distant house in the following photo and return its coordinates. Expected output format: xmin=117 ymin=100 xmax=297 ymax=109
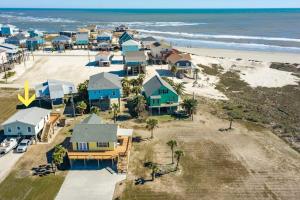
xmin=1 ymin=107 xmax=51 ymax=139
xmin=35 ymin=79 xmax=77 ymax=105
xmin=121 ymin=39 xmax=141 ymax=54
xmin=97 ymin=42 xmax=111 ymax=51
xmin=5 ymin=33 xmax=27 ymax=46
xmin=143 ymin=75 xmax=179 ymax=115
xmin=76 ymin=28 xmax=90 ymax=45
xmin=52 ymin=35 xmax=73 ymax=50
xmin=141 ymin=36 xmax=157 ymax=49
xmin=119 ymin=32 xmax=134 ymax=45
xmin=115 ymin=24 xmax=129 ymax=32
xmin=26 ymin=37 xmax=44 ymax=51
xmin=28 ymin=30 xmax=44 ymax=38
xmin=0 ymin=37 xmax=5 ymax=44
xmin=0 ymin=49 xmax=8 ymax=72
xmin=111 ymin=55 xmax=124 ymax=65
xmin=97 ymin=32 xmax=112 ymax=42
xmin=167 ymin=53 xmax=194 ymax=76
xmin=95 ymin=51 xmax=112 ymax=67
xmin=124 ymin=51 xmax=148 ymax=75
xmin=1 ymin=24 xmax=18 ymax=36
xmin=59 ymin=31 xmax=76 ymax=38
xmin=0 ymin=43 xmax=20 ymax=62
xmin=67 ymin=114 xmax=133 ymax=172
xmin=88 ymin=72 xmax=122 ymax=110
xmin=150 ymin=41 xmax=173 ymax=63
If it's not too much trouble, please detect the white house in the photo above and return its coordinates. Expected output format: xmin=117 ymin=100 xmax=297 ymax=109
xmin=95 ymin=51 xmax=112 ymax=67
xmin=1 ymin=107 xmax=51 ymax=138
xmin=150 ymin=41 xmax=172 ymax=58
xmin=0 ymin=49 xmax=8 ymax=64
xmin=76 ymin=28 xmax=90 ymax=45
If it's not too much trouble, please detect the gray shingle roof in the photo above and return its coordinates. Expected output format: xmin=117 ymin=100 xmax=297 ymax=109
xmin=1 ymin=107 xmax=51 ymax=126
xmin=88 ymin=72 xmax=121 ymax=91
xmin=143 ymin=75 xmax=177 ymax=97
xmin=81 ymin=114 xmax=102 ymax=124
xmin=124 ymin=51 xmax=147 ymax=62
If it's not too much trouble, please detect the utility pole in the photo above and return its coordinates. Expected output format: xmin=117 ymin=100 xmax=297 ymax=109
xmin=88 ymin=50 xmax=90 ymax=63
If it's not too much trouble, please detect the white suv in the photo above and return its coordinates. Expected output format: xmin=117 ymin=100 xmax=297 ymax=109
xmin=16 ymin=139 xmax=31 ymax=153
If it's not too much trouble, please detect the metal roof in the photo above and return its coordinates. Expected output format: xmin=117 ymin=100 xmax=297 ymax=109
xmin=143 ymin=75 xmax=177 ymax=97
xmin=122 ymin=39 xmax=140 ymax=47
xmin=88 ymin=72 xmax=121 ymax=91
xmin=124 ymin=51 xmax=147 ymax=62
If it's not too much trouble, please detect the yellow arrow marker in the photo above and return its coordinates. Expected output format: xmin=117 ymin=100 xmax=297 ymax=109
xmin=18 ymin=80 xmax=36 ymax=107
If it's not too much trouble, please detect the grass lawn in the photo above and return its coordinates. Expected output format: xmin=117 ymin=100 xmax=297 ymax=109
xmin=0 ymin=88 xmax=20 ymax=124
xmin=0 ymin=172 xmax=65 ymax=200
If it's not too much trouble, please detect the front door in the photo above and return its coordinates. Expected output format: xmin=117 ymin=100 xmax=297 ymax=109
xmin=78 ymin=142 xmax=88 ymax=151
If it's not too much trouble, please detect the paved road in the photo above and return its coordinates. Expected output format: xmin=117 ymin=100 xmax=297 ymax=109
xmin=55 ymin=169 xmax=126 ymax=200
xmin=0 ymin=151 xmax=23 ymax=183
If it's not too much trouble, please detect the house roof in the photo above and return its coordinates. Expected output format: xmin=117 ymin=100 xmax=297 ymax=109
xmin=122 ymin=39 xmax=140 ymax=47
xmin=2 ymin=107 xmax=51 ymax=126
xmin=0 ymin=43 xmax=19 ymax=50
xmin=88 ymin=72 xmax=121 ymax=91
xmin=71 ymin=122 xmax=118 ymax=143
xmin=124 ymin=51 xmax=147 ymax=62
xmin=27 ymin=37 xmax=43 ymax=42
xmin=167 ymin=53 xmax=192 ymax=64
xmin=52 ymin=35 xmax=72 ymax=43
xmin=143 ymin=75 xmax=177 ymax=97
xmin=6 ymin=34 xmax=27 ymax=41
xmin=81 ymin=114 xmax=102 ymax=124
xmin=141 ymin=36 xmax=157 ymax=42
xmin=98 ymin=32 xmax=112 ymax=37
xmin=119 ymin=32 xmax=133 ymax=40
xmin=35 ymin=79 xmax=77 ymax=99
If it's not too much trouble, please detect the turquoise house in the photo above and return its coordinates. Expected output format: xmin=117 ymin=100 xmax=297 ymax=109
xmin=88 ymin=72 xmax=122 ymax=110
xmin=28 ymin=30 xmax=44 ymax=38
xmin=1 ymin=25 xmax=17 ymax=36
xmin=122 ymin=40 xmax=141 ymax=54
xmin=143 ymin=75 xmax=179 ymax=115
xmin=119 ymin=32 xmax=133 ymax=45
xmin=26 ymin=37 xmax=44 ymax=51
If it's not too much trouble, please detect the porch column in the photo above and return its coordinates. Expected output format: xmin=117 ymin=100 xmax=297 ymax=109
xmin=84 ymin=159 xmax=86 ymax=167
xmin=70 ymin=159 xmax=73 ymax=169
xmin=158 ymin=107 xmax=161 ymax=115
xmin=97 ymin=159 xmax=100 ymax=168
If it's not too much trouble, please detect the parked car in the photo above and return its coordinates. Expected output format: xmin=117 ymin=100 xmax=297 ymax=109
xmin=16 ymin=139 xmax=31 ymax=153
xmin=0 ymin=138 xmax=18 ymax=156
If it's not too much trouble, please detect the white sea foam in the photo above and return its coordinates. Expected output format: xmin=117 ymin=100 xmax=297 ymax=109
xmin=138 ymin=29 xmax=300 ymax=43
xmin=0 ymin=13 xmax=78 ymax=23
xmin=109 ymin=22 xmax=205 ymax=27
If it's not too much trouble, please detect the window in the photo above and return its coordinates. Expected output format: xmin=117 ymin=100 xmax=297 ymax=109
xmin=17 ymin=126 xmax=20 ymax=130
xmin=78 ymin=142 xmax=88 ymax=151
xmin=27 ymin=127 xmax=31 ymax=133
xmin=8 ymin=127 xmax=11 ymax=133
xmin=69 ymin=87 xmax=73 ymax=93
xmin=152 ymin=99 xmax=160 ymax=105
xmin=112 ymin=90 xmax=116 ymax=96
xmin=97 ymin=142 xmax=109 ymax=148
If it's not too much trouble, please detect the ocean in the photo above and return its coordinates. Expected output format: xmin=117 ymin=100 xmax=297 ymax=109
xmin=1 ymin=8 xmax=300 ymax=53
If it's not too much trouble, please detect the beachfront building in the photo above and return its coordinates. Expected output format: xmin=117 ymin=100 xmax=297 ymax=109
xmin=88 ymin=72 xmax=122 ymax=110
xmin=115 ymin=24 xmax=129 ymax=32
xmin=118 ymin=32 xmax=134 ymax=45
xmin=141 ymin=36 xmax=157 ymax=49
xmin=111 ymin=55 xmax=124 ymax=65
xmin=0 ymin=49 xmax=8 ymax=73
xmin=167 ymin=52 xmax=194 ymax=78
xmin=35 ymin=79 xmax=77 ymax=106
xmin=26 ymin=37 xmax=45 ymax=51
xmin=76 ymin=28 xmax=90 ymax=47
xmin=143 ymin=75 xmax=179 ymax=115
xmin=67 ymin=114 xmax=132 ymax=172
xmin=52 ymin=35 xmax=73 ymax=51
xmin=59 ymin=31 xmax=76 ymax=38
xmin=0 ymin=43 xmax=21 ymax=63
xmin=0 ymin=37 xmax=5 ymax=44
xmin=150 ymin=41 xmax=173 ymax=64
xmin=95 ymin=51 xmax=112 ymax=67
xmin=124 ymin=51 xmax=148 ymax=75
xmin=28 ymin=30 xmax=44 ymax=38
xmin=97 ymin=32 xmax=112 ymax=42
xmin=5 ymin=33 xmax=27 ymax=47
xmin=121 ymin=40 xmax=141 ymax=54
xmin=1 ymin=24 xmax=18 ymax=36
xmin=97 ymin=42 xmax=111 ymax=51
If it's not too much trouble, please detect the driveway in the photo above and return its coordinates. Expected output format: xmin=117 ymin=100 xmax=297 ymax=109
xmin=55 ymin=169 xmax=126 ymax=200
xmin=0 ymin=151 xmax=23 ymax=183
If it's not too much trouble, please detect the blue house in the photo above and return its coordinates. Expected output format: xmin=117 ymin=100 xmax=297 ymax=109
xmin=119 ymin=32 xmax=134 ymax=45
xmin=88 ymin=72 xmax=122 ymax=110
xmin=26 ymin=37 xmax=45 ymax=51
xmin=5 ymin=34 xmax=27 ymax=46
xmin=122 ymin=40 xmax=141 ymax=54
xmin=28 ymin=30 xmax=44 ymax=38
xmin=97 ymin=32 xmax=112 ymax=42
xmin=1 ymin=24 xmax=18 ymax=36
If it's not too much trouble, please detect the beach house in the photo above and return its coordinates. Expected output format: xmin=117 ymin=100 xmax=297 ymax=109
xmin=5 ymin=33 xmax=27 ymax=46
xmin=26 ymin=37 xmax=44 ymax=51
xmin=88 ymin=72 xmax=122 ymax=110
xmin=76 ymin=28 xmax=90 ymax=46
xmin=0 ymin=49 xmax=8 ymax=73
xmin=167 ymin=52 xmax=194 ymax=77
xmin=28 ymin=29 xmax=44 ymax=38
xmin=1 ymin=107 xmax=51 ymax=139
xmin=143 ymin=75 xmax=179 ymax=115
xmin=121 ymin=39 xmax=141 ymax=54
xmin=119 ymin=32 xmax=134 ymax=45
xmin=35 ymin=79 xmax=77 ymax=106
xmin=124 ymin=51 xmax=148 ymax=75
xmin=150 ymin=41 xmax=173 ymax=64
xmin=52 ymin=35 xmax=73 ymax=50
xmin=67 ymin=114 xmax=132 ymax=172
xmin=1 ymin=24 xmax=18 ymax=36
xmin=59 ymin=31 xmax=76 ymax=38
xmin=97 ymin=32 xmax=112 ymax=42
xmin=141 ymin=36 xmax=157 ymax=49
xmin=95 ymin=51 xmax=112 ymax=67
xmin=0 ymin=43 xmax=20 ymax=62
xmin=115 ymin=24 xmax=129 ymax=32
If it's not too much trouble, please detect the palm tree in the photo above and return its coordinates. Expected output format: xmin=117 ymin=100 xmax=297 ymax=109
xmin=173 ymin=82 xmax=186 ymax=96
xmin=90 ymin=106 xmax=100 ymax=115
xmin=151 ymin=163 xmax=159 ymax=181
xmin=131 ymin=86 xmax=142 ymax=95
xmin=77 ymin=80 xmax=89 ymax=101
xmin=121 ymin=77 xmax=131 ymax=97
xmin=175 ymin=150 xmax=184 ymax=171
xmin=135 ymin=95 xmax=146 ymax=118
xmin=111 ymin=103 xmax=119 ymax=123
xmin=167 ymin=140 xmax=177 ymax=164
xmin=130 ymin=78 xmax=139 ymax=87
xmin=137 ymin=74 xmax=145 ymax=86
xmin=193 ymin=68 xmax=201 ymax=83
xmin=121 ymin=77 xmax=130 ymax=88
xmin=170 ymin=65 xmax=178 ymax=79
xmin=146 ymin=118 xmax=158 ymax=139
xmin=181 ymin=98 xmax=198 ymax=120
xmin=76 ymin=101 xmax=87 ymax=115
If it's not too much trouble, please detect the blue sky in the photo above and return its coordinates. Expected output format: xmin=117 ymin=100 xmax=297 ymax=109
xmin=0 ymin=0 xmax=300 ymax=8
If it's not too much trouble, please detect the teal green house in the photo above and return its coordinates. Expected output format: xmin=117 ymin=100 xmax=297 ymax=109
xmin=119 ymin=32 xmax=133 ymax=45
xmin=143 ymin=75 xmax=179 ymax=115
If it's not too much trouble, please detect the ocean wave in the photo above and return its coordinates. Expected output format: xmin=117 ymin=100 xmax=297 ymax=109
xmin=109 ymin=22 xmax=205 ymax=27
xmin=0 ymin=13 xmax=78 ymax=23
xmin=138 ymin=29 xmax=300 ymax=43
xmin=145 ymin=35 xmax=300 ymax=53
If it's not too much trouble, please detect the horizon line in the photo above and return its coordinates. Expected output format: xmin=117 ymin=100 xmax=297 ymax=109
xmin=1 ymin=7 xmax=300 ymax=9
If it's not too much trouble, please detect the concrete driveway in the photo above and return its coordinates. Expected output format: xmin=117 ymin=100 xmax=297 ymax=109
xmin=55 ymin=169 xmax=126 ymax=200
xmin=0 ymin=151 xmax=23 ymax=183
